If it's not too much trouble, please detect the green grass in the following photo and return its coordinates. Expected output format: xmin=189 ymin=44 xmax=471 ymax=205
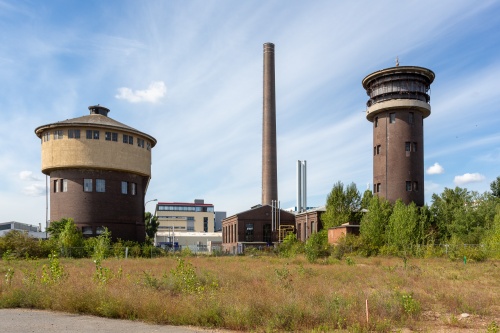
xmin=1 ymin=255 xmax=499 ymax=332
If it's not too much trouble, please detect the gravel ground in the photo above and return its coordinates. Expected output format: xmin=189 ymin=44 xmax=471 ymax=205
xmin=0 ymin=309 xmax=234 ymax=333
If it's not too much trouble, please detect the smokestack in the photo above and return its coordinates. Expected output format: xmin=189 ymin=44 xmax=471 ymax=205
xmin=297 ymin=160 xmax=307 ymax=213
xmin=262 ymin=42 xmax=278 ymax=206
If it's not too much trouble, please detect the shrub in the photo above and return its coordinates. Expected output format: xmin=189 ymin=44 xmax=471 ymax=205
xmin=304 ymin=230 xmax=330 ymax=262
xmin=278 ymin=233 xmax=303 ymax=258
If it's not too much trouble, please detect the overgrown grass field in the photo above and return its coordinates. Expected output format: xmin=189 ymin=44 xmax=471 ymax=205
xmin=1 ymin=254 xmax=499 ymax=332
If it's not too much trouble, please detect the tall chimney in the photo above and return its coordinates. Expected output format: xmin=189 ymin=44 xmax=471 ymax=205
xmin=262 ymin=42 xmax=278 ymax=206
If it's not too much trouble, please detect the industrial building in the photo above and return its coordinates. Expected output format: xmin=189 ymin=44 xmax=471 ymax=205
xmin=0 ymin=221 xmax=45 ymax=238
xmin=154 ymin=199 xmax=215 ymax=233
xmin=34 ymin=105 xmax=156 ymax=242
xmin=294 ymin=206 xmax=325 ymax=242
xmin=222 ymin=205 xmax=295 ymax=254
xmin=221 ymin=43 xmax=296 ymax=253
xmin=362 ymin=65 xmax=435 ymax=206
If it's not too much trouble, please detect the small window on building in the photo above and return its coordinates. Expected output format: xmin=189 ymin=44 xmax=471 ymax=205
xmin=131 ymin=183 xmax=136 ymax=195
xmin=373 ymin=146 xmax=376 ymax=156
xmin=204 ymin=217 xmax=208 ymax=232
xmin=96 ymin=226 xmax=105 ymax=235
xmin=84 ymin=179 xmax=93 ymax=192
xmin=53 ymin=130 xmax=63 ymax=140
xmin=413 ymin=142 xmax=417 ymax=152
xmin=409 ymin=112 xmax=414 ymax=124
xmin=112 ymin=133 xmax=118 ymax=142
xmin=390 ymin=113 xmax=396 ymax=123
xmin=96 ymin=179 xmax=105 ymax=193
xmin=263 ymin=224 xmax=272 ymax=243
xmin=128 ymin=136 xmax=133 ymax=145
xmin=93 ymin=131 xmax=99 ymax=140
xmin=405 ymin=142 xmax=411 ymax=152
xmin=245 ymin=223 xmax=254 ymax=242
xmin=68 ymin=129 xmax=80 ymax=139
xmin=373 ymin=183 xmax=377 ymax=193
xmin=62 ymin=179 xmax=68 ymax=192
xmin=375 ymin=117 xmax=378 ymax=128
xmin=413 ymin=181 xmax=419 ymax=191
xmin=86 ymin=130 xmax=93 ymax=139
xmin=377 ymin=183 xmax=381 ymax=193
xmin=105 ymin=132 xmax=111 ymax=141
xmin=147 ymin=142 xmax=151 ymax=151
xmin=123 ymin=134 xmax=128 ymax=143
xmin=54 ymin=180 xmax=59 ymax=193
xmin=406 ymin=181 xmax=412 ymax=191
xmin=43 ymin=132 xmax=50 ymax=142
xmin=82 ymin=226 xmax=93 ymax=235
xmin=137 ymin=138 xmax=144 ymax=148
xmin=377 ymin=145 xmax=381 ymax=155
xmin=121 ymin=181 xmax=128 ymax=194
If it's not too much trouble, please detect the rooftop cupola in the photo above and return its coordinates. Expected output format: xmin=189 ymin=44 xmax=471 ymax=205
xmin=88 ymin=105 xmax=110 ymax=116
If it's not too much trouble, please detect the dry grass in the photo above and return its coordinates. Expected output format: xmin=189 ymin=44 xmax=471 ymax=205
xmin=1 ymin=255 xmax=499 ymax=332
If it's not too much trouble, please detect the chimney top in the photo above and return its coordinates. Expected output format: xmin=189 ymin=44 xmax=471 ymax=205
xmin=88 ymin=105 xmax=110 ymax=116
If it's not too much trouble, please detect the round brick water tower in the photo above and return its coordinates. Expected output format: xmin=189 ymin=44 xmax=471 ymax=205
xmin=362 ymin=66 xmax=434 ymax=206
xmin=35 ymin=105 xmax=157 ymax=242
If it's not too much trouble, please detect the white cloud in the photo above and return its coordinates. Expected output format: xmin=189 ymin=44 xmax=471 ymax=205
xmin=22 ymin=184 xmax=46 ymax=197
xmin=454 ymin=173 xmax=485 ymax=186
xmin=115 ymin=81 xmax=167 ymax=103
xmin=19 ymin=170 xmax=40 ymax=181
xmin=427 ymin=163 xmax=444 ymax=175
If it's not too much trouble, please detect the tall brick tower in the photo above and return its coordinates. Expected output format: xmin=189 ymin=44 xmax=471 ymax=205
xmin=262 ymin=42 xmax=278 ymax=206
xmin=362 ymin=66 xmax=435 ymax=206
xmin=35 ymin=105 xmax=157 ymax=242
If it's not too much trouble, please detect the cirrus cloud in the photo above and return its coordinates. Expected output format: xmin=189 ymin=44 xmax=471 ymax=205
xmin=427 ymin=162 xmax=444 ymax=175
xmin=454 ymin=173 xmax=485 ymax=186
xmin=115 ymin=81 xmax=167 ymax=103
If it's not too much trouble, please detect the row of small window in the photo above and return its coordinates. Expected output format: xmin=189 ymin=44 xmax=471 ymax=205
xmin=374 ymin=112 xmax=419 ymax=127
xmin=158 ymin=225 xmax=194 ymax=231
xmin=243 ymin=223 xmax=272 ymax=242
xmin=157 ymin=205 xmax=215 ymax=212
xmin=372 ymin=181 xmax=419 ymax=193
xmin=53 ymin=178 xmax=136 ymax=194
xmin=373 ymin=142 xmax=418 ymax=155
xmin=42 ymin=130 xmax=150 ymax=150
xmin=82 ymin=226 xmax=106 ymax=235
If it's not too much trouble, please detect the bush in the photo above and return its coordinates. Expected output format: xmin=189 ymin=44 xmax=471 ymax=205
xmin=0 ymin=230 xmax=52 ymax=259
xmin=304 ymin=230 xmax=330 ymax=262
xmin=278 ymin=233 xmax=303 ymax=258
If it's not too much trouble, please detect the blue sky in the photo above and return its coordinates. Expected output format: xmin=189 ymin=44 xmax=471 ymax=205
xmin=1 ymin=0 xmax=500 ymax=226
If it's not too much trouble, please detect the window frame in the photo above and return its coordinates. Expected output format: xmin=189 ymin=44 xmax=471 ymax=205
xmin=406 ymin=181 xmax=412 ymax=191
xmin=96 ymin=179 xmax=106 ymax=193
xmin=84 ymin=179 xmax=93 ymax=192
xmin=121 ymin=181 xmax=128 ymax=194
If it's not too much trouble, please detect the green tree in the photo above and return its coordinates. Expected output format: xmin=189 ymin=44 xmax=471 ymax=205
xmin=322 ymin=181 xmax=361 ymax=228
xmin=360 ymin=196 xmax=392 ymax=254
xmin=490 ymin=176 xmax=500 ymax=198
xmin=47 ymin=218 xmax=71 ymax=239
xmin=59 ymin=219 xmax=84 ymax=256
xmin=145 ymin=212 xmax=159 ymax=244
xmin=47 ymin=218 xmax=84 ymax=257
xmin=430 ymin=187 xmax=471 ymax=242
xmin=482 ymin=204 xmax=500 ymax=258
xmin=360 ymin=189 xmax=373 ymax=210
xmin=386 ymin=200 xmax=420 ymax=255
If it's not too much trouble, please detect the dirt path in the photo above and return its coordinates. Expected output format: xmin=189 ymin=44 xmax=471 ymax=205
xmin=0 ymin=309 xmax=233 ymax=333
